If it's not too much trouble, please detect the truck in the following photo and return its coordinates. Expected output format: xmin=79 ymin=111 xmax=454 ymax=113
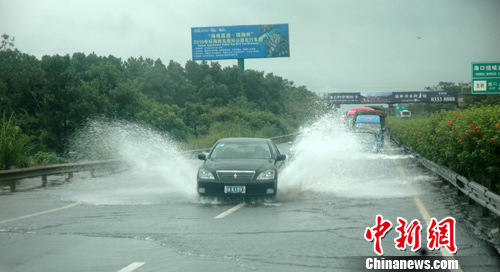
xmin=399 ymin=110 xmax=411 ymax=120
xmin=352 ymin=110 xmax=387 ymax=148
xmin=343 ymin=106 xmax=374 ymax=127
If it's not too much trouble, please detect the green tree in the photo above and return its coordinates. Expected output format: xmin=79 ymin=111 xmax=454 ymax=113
xmin=0 ymin=114 xmax=30 ymax=170
xmin=0 ymin=33 xmax=15 ymax=51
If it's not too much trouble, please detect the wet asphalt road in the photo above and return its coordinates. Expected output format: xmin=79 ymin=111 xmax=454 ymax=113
xmin=1 ymin=141 xmax=500 ymax=272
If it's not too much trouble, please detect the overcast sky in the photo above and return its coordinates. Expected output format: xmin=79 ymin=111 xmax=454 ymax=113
xmin=1 ymin=0 xmax=499 ymax=94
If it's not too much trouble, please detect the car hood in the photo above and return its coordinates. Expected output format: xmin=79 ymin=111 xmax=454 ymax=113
xmin=202 ymin=159 xmax=274 ymax=172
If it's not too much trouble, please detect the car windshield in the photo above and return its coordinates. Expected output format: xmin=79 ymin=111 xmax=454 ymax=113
xmin=355 ymin=123 xmax=380 ymax=133
xmin=210 ymin=141 xmax=272 ymax=159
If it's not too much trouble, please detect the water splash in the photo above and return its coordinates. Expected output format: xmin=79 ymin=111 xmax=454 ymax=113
xmin=60 ymin=115 xmax=433 ymax=205
xmin=62 ymin=120 xmax=199 ymax=205
xmin=277 ymin=114 xmax=429 ymax=200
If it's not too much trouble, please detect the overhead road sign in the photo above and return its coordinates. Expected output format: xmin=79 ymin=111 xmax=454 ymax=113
xmin=472 ymin=62 xmax=500 ymax=94
xmin=328 ymin=91 xmax=458 ymax=105
xmin=191 ymin=24 xmax=290 ymax=61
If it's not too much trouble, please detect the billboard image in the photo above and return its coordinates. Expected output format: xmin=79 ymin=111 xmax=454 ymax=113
xmin=360 ymin=92 xmax=393 ymax=104
xmin=191 ymin=24 xmax=289 ymax=60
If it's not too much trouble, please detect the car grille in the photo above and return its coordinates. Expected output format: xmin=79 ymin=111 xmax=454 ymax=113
xmin=216 ymin=171 xmax=256 ymax=182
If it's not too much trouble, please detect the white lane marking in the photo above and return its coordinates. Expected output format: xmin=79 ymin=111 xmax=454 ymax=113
xmin=0 ymin=202 xmax=82 ymax=224
xmin=395 ymin=160 xmax=463 ymax=272
xmin=413 ymin=195 xmax=460 ymax=260
xmin=117 ymin=262 xmax=145 ymax=272
xmin=215 ymin=203 xmax=246 ymax=219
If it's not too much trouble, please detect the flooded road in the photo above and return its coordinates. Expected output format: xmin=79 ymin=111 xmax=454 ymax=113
xmin=1 ymin=129 xmax=499 ymax=271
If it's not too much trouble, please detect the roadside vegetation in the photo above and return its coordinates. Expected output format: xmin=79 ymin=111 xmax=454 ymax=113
xmin=0 ymin=34 xmax=326 ymax=168
xmin=0 ymin=114 xmax=30 ymax=170
xmin=387 ymin=105 xmax=500 ymax=192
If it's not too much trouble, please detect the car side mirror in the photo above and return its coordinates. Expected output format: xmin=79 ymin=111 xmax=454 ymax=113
xmin=276 ymin=154 xmax=286 ymax=161
xmin=197 ymin=154 xmax=207 ymax=160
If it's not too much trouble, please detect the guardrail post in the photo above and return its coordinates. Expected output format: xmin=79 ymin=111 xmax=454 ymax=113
xmin=442 ymin=178 xmax=449 ymax=186
xmin=9 ymin=180 xmax=16 ymax=192
xmin=67 ymin=172 xmax=73 ymax=179
xmin=90 ymin=169 xmax=95 ymax=178
xmin=456 ymin=179 xmax=465 ymax=197
xmin=482 ymin=207 xmax=490 ymax=217
xmin=42 ymin=175 xmax=47 ymax=187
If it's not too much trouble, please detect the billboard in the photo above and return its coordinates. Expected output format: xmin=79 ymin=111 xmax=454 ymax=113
xmin=328 ymin=92 xmax=361 ymax=104
xmin=392 ymin=91 xmax=457 ymax=103
xmin=328 ymin=91 xmax=458 ymax=104
xmin=191 ymin=24 xmax=289 ymax=60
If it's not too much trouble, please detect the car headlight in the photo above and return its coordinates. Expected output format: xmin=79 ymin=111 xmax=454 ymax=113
xmin=198 ymin=168 xmax=214 ymax=180
xmin=257 ymin=169 xmax=275 ymax=180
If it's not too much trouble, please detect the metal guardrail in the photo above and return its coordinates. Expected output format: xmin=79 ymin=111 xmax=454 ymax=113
xmin=0 ymin=134 xmax=299 ymax=193
xmin=270 ymin=133 xmax=299 ymax=143
xmin=0 ymin=160 xmax=126 ymax=192
xmin=390 ymin=135 xmax=500 ymax=218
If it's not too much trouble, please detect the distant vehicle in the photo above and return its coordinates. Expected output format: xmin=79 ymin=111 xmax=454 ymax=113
xmin=288 ymin=134 xmax=307 ymax=159
xmin=352 ymin=110 xmax=387 ymax=148
xmin=343 ymin=106 xmax=374 ymax=127
xmin=197 ymin=137 xmax=286 ymax=197
xmin=395 ymin=105 xmax=408 ymax=117
xmin=399 ymin=110 xmax=411 ymax=120
xmin=355 ymin=132 xmax=379 ymax=153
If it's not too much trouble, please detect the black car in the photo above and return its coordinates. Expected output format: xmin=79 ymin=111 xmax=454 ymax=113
xmin=197 ymin=137 xmax=286 ymax=197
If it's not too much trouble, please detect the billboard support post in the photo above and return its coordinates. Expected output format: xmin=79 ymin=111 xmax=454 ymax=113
xmin=238 ymin=58 xmax=244 ymax=71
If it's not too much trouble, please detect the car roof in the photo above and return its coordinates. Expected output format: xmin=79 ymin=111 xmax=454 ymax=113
xmin=218 ymin=137 xmax=269 ymax=143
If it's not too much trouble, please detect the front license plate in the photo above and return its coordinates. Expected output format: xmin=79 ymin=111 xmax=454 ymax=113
xmin=224 ymin=186 xmax=246 ymax=194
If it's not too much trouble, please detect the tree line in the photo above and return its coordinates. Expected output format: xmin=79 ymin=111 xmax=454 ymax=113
xmin=0 ymin=37 xmax=325 ymax=168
